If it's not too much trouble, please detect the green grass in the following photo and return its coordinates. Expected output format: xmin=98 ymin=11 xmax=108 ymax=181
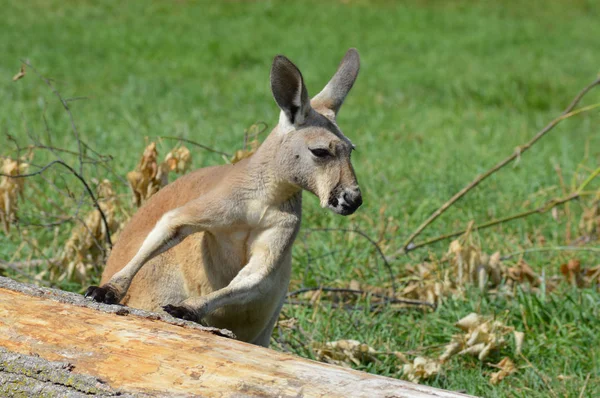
xmin=1 ymin=0 xmax=599 ymax=396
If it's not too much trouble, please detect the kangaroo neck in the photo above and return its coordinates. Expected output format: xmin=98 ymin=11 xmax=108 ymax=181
xmin=243 ymin=127 xmax=302 ymax=206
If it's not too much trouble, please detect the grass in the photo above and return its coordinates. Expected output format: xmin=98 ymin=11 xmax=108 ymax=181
xmin=1 ymin=0 xmax=599 ymax=396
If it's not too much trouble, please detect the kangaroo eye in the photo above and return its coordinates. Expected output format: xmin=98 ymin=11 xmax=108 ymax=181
xmin=309 ymin=148 xmax=331 ymax=158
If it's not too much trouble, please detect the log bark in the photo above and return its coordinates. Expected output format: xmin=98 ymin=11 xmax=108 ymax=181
xmin=0 ymin=277 xmax=474 ymax=397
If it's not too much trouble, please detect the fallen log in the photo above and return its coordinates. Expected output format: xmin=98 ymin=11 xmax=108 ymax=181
xmin=0 ymin=276 xmax=474 ymax=397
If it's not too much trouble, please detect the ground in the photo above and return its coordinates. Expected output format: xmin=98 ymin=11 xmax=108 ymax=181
xmin=1 ymin=1 xmax=599 ymax=396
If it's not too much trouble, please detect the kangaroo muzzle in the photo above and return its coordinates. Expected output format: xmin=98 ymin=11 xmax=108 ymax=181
xmin=327 ymin=186 xmax=362 ymax=216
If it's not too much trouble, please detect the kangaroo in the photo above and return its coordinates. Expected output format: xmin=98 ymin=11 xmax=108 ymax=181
xmin=86 ymin=49 xmax=362 ymax=347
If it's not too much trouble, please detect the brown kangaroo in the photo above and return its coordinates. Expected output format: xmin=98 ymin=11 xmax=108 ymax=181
xmin=86 ymin=49 xmax=362 ymax=347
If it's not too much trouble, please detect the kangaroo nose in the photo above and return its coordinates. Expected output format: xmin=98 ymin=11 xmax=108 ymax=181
xmin=343 ymin=190 xmax=363 ymax=212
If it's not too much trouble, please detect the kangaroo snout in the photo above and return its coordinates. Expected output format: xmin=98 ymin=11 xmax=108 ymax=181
xmin=328 ymin=187 xmax=362 ymax=216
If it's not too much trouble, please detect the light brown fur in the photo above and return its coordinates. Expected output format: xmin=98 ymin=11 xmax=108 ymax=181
xmin=87 ymin=49 xmax=362 ymax=347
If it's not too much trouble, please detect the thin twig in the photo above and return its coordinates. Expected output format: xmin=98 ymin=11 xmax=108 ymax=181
xmin=396 ymin=192 xmax=581 ymax=254
xmin=399 ymin=164 xmax=600 ymax=254
xmin=0 ymin=160 xmax=113 ymax=249
xmin=395 ymin=76 xmax=600 ymax=256
xmin=501 ymin=246 xmax=600 ymax=260
xmin=579 ymin=373 xmax=591 ymax=398
xmin=159 ymin=136 xmax=231 ymax=157
xmin=24 ymin=61 xmax=85 ymax=176
xmin=305 ymin=227 xmax=397 ymax=293
xmin=0 ymin=259 xmax=56 ymax=269
xmin=287 ymin=286 xmax=435 ymax=308
xmin=243 ymin=121 xmax=269 ymax=148
xmin=0 ymin=260 xmax=51 ymax=286
xmin=285 ymin=299 xmax=375 ymax=311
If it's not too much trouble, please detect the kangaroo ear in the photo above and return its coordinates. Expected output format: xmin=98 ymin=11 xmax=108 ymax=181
xmin=311 ymin=48 xmax=360 ymax=117
xmin=270 ymin=55 xmax=311 ymax=127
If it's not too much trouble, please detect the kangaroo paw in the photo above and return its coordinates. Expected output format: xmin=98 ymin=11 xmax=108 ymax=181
xmin=163 ymin=304 xmax=199 ymax=322
xmin=84 ymin=285 xmax=121 ymax=304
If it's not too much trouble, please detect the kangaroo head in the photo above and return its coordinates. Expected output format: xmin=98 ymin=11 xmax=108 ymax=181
xmin=269 ymin=49 xmax=362 ymax=216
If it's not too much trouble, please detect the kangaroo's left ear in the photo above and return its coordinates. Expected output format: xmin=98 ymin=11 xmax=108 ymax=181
xmin=311 ymin=48 xmax=360 ymax=118
xmin=270 ymin=55 xmax=311 ymax=127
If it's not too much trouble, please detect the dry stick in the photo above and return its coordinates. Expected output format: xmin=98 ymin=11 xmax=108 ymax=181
xmin=285 ymin=299 xmax=378 ymax=312
xmin=394 ymin=76 xmax=600 ymax=257
xmin=159 ymin=136 xmax=232 ymax=158
xmin=243 ymin=121 xmax=269 ymax=148
xmin=0 ymin=259 xmax=56 ymax=269
xmin=0 ymin=260 xmax=51 ymax=286
xmin=402 ymin=192 xmax=580 ymax=253
xmin=23 ymin=61 xmax=85 ymax=176
xmin=579 ymin=373 xmax=591 ymax=398
xmin=305 ymin=227 xmax=397 ymax=293
xmin=404 ymin=165 xmax=600 ymax=253
xmin=0 ymin=160 xmax=113 ymax=249
xmin=287 ymin=286 xmax=435 ymax=308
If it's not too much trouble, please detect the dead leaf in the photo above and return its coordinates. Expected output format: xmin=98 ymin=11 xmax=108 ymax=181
xmin=0 ymin=158 xmax=29 ymax=233
xmin=313 ymin=339 xmax=377 ymax=367
xmin=507 ymin=259 xmax=538 ymax=286
xmin=230 ymin=123 xmax=263 ymax=164
xmin=349 ymin=279 xmax=361 ymax=291
xmin=12 ymin=64 xmax=26 ymax=81
xmin=489 ymin=357 xmax=517 ymax=385
xmin=401 ymin=356 xmax=441 ymax=383
xmin=559 ymin=259 xmax=584 ymax=288
xmin=440 ymin=313 xmax=524 ymax=362
xmin=514 ymin=331 xmax=524 ymax=355
xmin=127 ymin=143 xmax=191 ymax=206
xmin=277 ymin=318 xmax=297 ymax=329
xmin=394 ymin=351 xmax=410 ymax=364
xmin=52 ymin=179 xmax=121 ymax=283
xmin=163 ymin=146 xmax=192 ymax=174
xmin=456 ymin=313 xmax=482 ymax=331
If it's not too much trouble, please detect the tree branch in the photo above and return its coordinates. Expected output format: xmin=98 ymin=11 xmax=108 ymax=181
xmin=158 ymin=136 xmax=232 ymax=157
xmin=0 ymin=160 xmax=113 ymax=249
xmin=395 ymin=192 xmax=581 ymax=254
xmin=305 ymin=227 xmax=397 ymax=293
xmin=395 ymin=76 xmax=600 ymax=257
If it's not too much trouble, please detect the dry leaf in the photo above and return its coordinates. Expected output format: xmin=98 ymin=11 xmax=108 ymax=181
xmin=127 ymin=142 xmax=160 ymax=206
xmin=51 ymin=180 xmax=121 ymax=283
xmin=489 ymin=357 xmax=517 ymax=385
xmin=507 ymin=259 xmax=538 ymax=287
xmin=0 ymin=158 xmax=29 ymax=233
xmin=439 ymin=341 xmax=462 ymax=363
xmin=230 ymin=123 xmax=263 ymax=164
xmin=456 ymin=313 xmax=482 ymax=331
xmin=440 ymin=313 xmax=524 ymax=362
xmin=277 ymin=318 xmax=298 ymax=329
xmin=127 ymin=143 xmax=192 ymax=206
xmin=585 ymin=264 xmax=600 ymax=288
xmin=12 ymin=64 xmax=26 ymax=81
xmin=579 ymin=194 xmax=599 ymax=238
xmin=401 ymin=262 xmax=453 ymax=306
xmin=513 ymin=331 xmax=524 ymax=355
xmin=447 ymin=239 xmax=503 ymax=290
xmin=230 ymin=139 xmax=259 ymax=164
xmin=559 ymin=259 xmax=584 ymax=288
xmin=394 ymin=351 xmax=410 ymax=364
xmin=164 ymin=146 xmax=192 ymax=174
xmin=313 ymin=339 xmax=376 ymax=367
xmin=401 ymin=356 xmax=441 ymax=383
xmin=349 ymin=279 xmax=361 ymax=291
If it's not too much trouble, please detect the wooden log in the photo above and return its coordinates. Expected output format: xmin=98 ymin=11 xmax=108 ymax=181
xmin=0 ymin=277 xmax=474 ymax=397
